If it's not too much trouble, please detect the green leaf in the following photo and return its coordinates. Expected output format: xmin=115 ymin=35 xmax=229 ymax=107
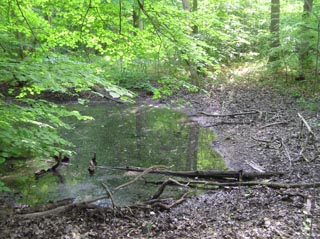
xmin=109 ymin=91 xmax=121 ymax=98
xmin=0 ymin=157 xmax=5 ymax=164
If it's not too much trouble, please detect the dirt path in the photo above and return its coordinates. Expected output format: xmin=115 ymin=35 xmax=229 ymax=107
xmin=1 ymin=83 xmax=320 ymax=238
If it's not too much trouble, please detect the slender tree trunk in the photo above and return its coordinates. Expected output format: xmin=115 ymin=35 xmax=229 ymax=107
xmin=16 ymin=31 xmax=25 ymax=59
xmin=269 ymin=0 xmax=280 ymax=63
xmin=192 ymin=0 xmax=198 ymax=34
xmin=133 ymin=0 xmax=144 ymax=31
xmin=119 ymin=0 xmax=122 ymax=34
xmin=182 ymin=0 xmax=201 ymax=86
xmin=182 ymin=0 xmax=190 ymax=11
xmin=298 ymin=0 xmax=314 ymax=80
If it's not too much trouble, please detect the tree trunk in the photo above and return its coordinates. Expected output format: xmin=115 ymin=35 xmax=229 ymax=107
xmin=192 ymin=0 xmax=198 ymax=34
xmin=181 ymin=0 xmax=201 ymax=86
xmin=182 ymin=0 xmax=190 ymax=11
xmin=133 ymin=0 xmax=144 ymax=31
xmin=269 ymin=0 xmax=280 ymax=63
xmin=298 ymin=0 xmax=314 ymax=80
xmin=109 ymin=166 xmax=284 ymax=181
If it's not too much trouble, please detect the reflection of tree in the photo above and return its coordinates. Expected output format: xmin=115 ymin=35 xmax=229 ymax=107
xmin=135 ymin=108 xmax=146 ymax=161
xmin=3 ymin=105 xmax=228 ymax=206
xmin=185 ymin=124 xmax=199 ymax=171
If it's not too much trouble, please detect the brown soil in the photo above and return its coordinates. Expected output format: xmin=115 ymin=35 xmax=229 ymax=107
xmin=1 ymin=83 xmax=320 ymax=238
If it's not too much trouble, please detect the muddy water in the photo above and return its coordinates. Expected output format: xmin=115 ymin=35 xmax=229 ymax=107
xmin=0 ymin=104 xmax=227 ymax=206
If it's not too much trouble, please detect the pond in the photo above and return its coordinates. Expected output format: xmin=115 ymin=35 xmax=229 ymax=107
xmin=0 ymin=104 xmax=228 ymax=207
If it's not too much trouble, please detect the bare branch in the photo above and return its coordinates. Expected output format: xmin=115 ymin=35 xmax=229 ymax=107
xmin=102 ymin=182 xmax=115 ymax=209
xmin=199 ymin=110 xmax=260 ymax=117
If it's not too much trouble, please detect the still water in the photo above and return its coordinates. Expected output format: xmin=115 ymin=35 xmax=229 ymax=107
xmin=0 ymin=104 xmax=227 ymax=206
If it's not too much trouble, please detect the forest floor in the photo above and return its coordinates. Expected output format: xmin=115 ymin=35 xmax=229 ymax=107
xmin=1 ymin=80 xmax=320 ymax=238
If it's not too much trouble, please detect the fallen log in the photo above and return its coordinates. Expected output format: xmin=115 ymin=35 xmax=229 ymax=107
xmin=17 ymin=165 xmax=167 ymax=218
xmin=108 ymin=166 xmax=283 ymax=181
xmin=145 ymin=179 xmax=320 ymax=189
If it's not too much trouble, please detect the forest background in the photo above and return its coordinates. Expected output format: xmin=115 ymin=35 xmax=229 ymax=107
xmin=0 ymin=0 xmax=319 ymax=191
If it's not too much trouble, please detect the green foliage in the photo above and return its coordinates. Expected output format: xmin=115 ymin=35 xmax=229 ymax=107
xmin=0 ymin=98 xmax=92 ymax=161
xmin=297 ymin=97 xmax=320 ymax=111
xmin=264 ymin=1 xmax=320 ymax=81
xmin=0 ymin=181 xmax=10 ymax=192
xmin=1 ymin=0 xmax=320 ymax=167
xmin=153 ymin=76 xmax=200 ymax=99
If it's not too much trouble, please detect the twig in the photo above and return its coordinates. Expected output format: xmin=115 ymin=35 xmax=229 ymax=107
xmin=245 ymin=160 xmax=265 ymax=173
xmin=250 ymin=136 xmax=272 ymax=144
xmin=150 ymin=192 xmax=189 ymax=210
xmin=299 ymin=151 xmax=310 ymax=162
xmin=113 ymin=165 xmax=167 ymax=193
xmin=199 ymin=110 xmax=260 ymax=117
xmin=79 ymin=0 xmax=92 ymax=40
xmin=298 ymin=113 xmax=319 ymax=159
xmin=15 ymin=0 xmax=45 ymax=52
xmin=205 ymin=121 xmax=250 ymax=127
xmin=260 ymin=120 xmax=290 ymax=129
xmin=280 ymin=138 xmax=293 ymax=168
xmin=152 ymin=178 xmax=189 ymax=199
xmin=101 ymin=182 xmax=115 ymax=209
xmin=298 ymin=113 xmax=315 ymax=136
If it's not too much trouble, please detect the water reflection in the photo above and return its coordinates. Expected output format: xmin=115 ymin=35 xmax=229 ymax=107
xmin=0 ymin=104 xmax=227 ymax=206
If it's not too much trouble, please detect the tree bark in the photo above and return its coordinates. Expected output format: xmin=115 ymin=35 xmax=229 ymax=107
xmin=181 ymin=0 xmax=201 ymax=86
xmin=298 ymin=0 xmax=314 ymax=79
xmin=269 ymin=0 xmax=280 ymax=63
xmin=147 ymin=179 xmax=320 ymax=190
xmin=192 ymin=0 xmax=198 ymax=34
xmin=109 ymin=166 xmax=284 ymax=181
xmin=133 ymin=0 xmax=144 ymax=31
xmin=182 ymin=0 xmax=190 ymax=11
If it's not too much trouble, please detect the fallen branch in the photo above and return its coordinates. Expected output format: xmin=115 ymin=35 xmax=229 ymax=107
xmin=260 ymin=120 xmax=290 ymax=129
xmin=205 ymin=121 xmax=250 ymax=127
xmin=298 ymin=113 xmax=319 ymax=159
xmin=113 ymin=165 xmax=167 ymax=193
xmin=102 ymin=182 xmax=115 ymax=209
xmin=145 ymin=179 xmax=320 ymax=190
xmin=298 ymin=113 xmax=316 ymax=137
xmin=245 ymin=160 xmax=265 ymax=173
xmin=134 ymin=192 xmax=189 ymax=210
xmin=17 ymin=203 xmax=75 ymax=219
xmin=199 ymin=110 xmax=260 ymax=117
xmin=150 ymin=192 xmax=188 ymax=210
xmin=110 ymin=166 xmax=283 ymax=181
xmin=17 ymin=165 xmax=167 ymax=218
xmin=152 ymin=178 xmax=189 ymax=199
